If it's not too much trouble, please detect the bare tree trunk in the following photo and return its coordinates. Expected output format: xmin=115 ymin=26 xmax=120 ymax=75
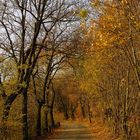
xmin=123 ymin=68 xmax=130 ymax=138
xmin=1 ymin=93 xmax=18 ymax=140
xmin=79 ymin=98 xmax=86 ymax=119
xmin=64 ymin=107 xmax=69 ymax=120
xmin=2 ymin=94 xmax=18 ymax=121
xmin=87 ymin=104 xmax=92 ymax=123
xmin=45 ymin=110 xmax=49 ymax=133
xmin=49 ymin=85 xmax=56 ymax=127
xmin=36 ymin=102 xmax=43 ymax=136
xmin=49 ymin=106 xmax=55 ymax=128
xmin=22 ymin=89 xmax=28 ymax=140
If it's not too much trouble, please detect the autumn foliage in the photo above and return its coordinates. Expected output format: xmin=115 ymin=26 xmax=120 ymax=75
xmin=0 ymin=0 xmax=140 ymax=140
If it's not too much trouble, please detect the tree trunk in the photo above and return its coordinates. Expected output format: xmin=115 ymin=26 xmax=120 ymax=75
xmin=2 ymin=94 xmax=18 ymax=121
xmin=36 ymin=102 xmax=42 ymax=136
xmin=64 ymin=109 xmax=69 ymax=120
xmin=1 ymin=93 xmax=18 ymax=140
xmin=71 ymin=111 xmax=75 ymax=120
xmin=49 ymin=106 xmax=55 ymax=127
xmin=22 ymin=88 xmax=28 ymax=140
xmin=45 ymin=111 xmax=49 ymax=132
xmin=88 ymin=104 xmax=92 ymax=123
xmin=49 ymin=86 xmax=55 ymax=127
xmin=81 ymin=105 xmax=86 ymax=118
xmin=123 ymin=68 xmax=129 ymax=138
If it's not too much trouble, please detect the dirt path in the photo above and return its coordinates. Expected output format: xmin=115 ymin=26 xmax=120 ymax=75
xmin=48 ymin=121 xmax=96 ymax=140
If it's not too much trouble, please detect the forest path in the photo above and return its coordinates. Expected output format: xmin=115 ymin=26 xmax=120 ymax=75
xmin=47 ymin=121 xmax=96 ymax=140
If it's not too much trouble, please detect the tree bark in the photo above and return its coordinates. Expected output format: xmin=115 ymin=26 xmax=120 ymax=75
xmin=49 ymin=86 xmax=55 ymax=127
xmin=81 ymin=105 xmax=86 ymax=119
xmin=45 ymin=110 xmax=49 ymax=133
xmin=49 ymin=106 xmax=55 ymax=127
xmin=36 ymin=102 xmax=42 ymax=136
xmin=1 ymin=93 xmax=18 ymax=140
xmin=2 ymin=93 xmax=18 ymax=121
xmin=22 ymin=88 xmax=28 ymax=140
xmin=64 ymin=109 xmax=69 ymax=120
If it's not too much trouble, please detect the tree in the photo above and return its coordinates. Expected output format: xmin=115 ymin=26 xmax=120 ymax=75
xmin=73 ymin=0 xmax=140 ymax=138
xmin=0 ymin=0 xmax=78 ymax=139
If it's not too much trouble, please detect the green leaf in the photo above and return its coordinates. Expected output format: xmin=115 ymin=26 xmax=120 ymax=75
xmin=79 ymin=9 xmax=88 ymax=19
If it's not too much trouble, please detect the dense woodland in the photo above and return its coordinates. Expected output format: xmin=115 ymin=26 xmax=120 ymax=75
xmin=0 ymin=0 xmax=140 ymax=140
